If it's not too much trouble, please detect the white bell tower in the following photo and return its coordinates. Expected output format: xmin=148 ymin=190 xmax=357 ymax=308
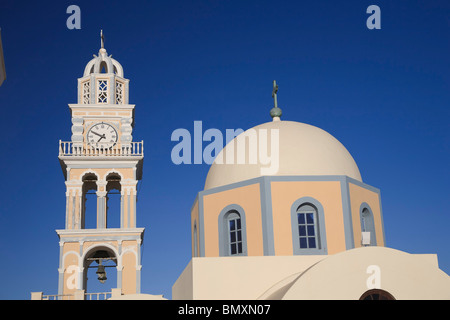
xmin=56 ymin=31 xmax=144 ymax=297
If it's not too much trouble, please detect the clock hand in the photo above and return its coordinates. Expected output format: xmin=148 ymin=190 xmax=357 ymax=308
xmin=97 ymin=135 xmax=106 ymax=142
xmin=91 ymin=131 xmax=103 ymax=137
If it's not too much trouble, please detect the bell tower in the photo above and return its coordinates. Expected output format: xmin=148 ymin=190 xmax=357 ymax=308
xmin=56 ymin=32 xmax=144 ymax=297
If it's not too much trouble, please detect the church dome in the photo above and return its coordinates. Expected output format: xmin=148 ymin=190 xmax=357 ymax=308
xmin=204 ymin=120 xmax=362 ymax=190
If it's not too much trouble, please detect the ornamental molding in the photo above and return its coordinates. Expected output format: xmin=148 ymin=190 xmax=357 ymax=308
xmin=104 ymin=169 xmax=124 ymax=180
xmin=96 ymin=190 xmax=108 ymax=197
xmin=68 ymin=103 xmax=135 ymax=110
xmin=79 ymin=169 xmax=101 ymax=181
xmin=121 ymin=178 xmax=138 ymax=186
xmin=66 ymin=180 xmax=83 ymax=187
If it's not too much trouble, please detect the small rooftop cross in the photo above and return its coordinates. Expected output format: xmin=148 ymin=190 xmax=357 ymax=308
xmin=269 ymin=80 xmax=282 ymax=120
xmin=272 ymin=80 xmax=279 ymax=109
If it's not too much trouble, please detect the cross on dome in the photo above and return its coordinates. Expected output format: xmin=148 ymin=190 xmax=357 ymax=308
xmin=270 ymin=80 xmax=282 ymax=121
xmin=272 ymin=80 xmax=279 ymax=108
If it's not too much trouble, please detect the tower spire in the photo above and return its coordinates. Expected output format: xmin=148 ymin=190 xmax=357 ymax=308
xmin=100 ymin=29 xmax=105 ymax=49
xmin=270 ymin=80 xmax=282 ymax=121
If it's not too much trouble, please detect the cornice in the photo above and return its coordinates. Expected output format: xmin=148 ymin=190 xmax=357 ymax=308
xmin=68 ymin=103 xmax=135 ymax=110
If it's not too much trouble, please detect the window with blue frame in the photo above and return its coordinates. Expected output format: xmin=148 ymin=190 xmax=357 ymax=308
xmin=227 ymin=211 xmax=243 ymax=255
xmin=291 ymin=198 xmax=327 ymax=255
xmin=219 ymin=205 xmax=248 ymax=257
xmin=360 ymin=205 xmax=377 ymax=246
xmin=297 ymin=204 xmax=318 ymax=249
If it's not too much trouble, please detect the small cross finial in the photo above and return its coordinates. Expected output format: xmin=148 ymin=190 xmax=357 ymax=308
xmin=100 ymin=30 xmax=104 ymax=49
xmin=272 ymin=80 xmax=279 ymax=109
xmin=270 ymin=80 xmax=282 ymax=120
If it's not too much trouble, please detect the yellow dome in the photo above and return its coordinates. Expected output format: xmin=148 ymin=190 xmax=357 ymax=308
xmin=204 ymin=120 xmax=362 ymax=190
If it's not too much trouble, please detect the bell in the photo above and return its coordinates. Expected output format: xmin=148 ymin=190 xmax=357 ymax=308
xmin=96 ymin=261 xmax=107 ymax=284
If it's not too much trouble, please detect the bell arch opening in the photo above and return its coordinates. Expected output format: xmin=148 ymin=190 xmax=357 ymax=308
xmin=81 ymin=173 xmax=98 ymax=229
xmin=83 ymin=247 xmax=118 ymax=295
xmin=106 ymin=173 xmax=121 ymax=228
xmin=99 ymin=61 xmax=108 ymax=73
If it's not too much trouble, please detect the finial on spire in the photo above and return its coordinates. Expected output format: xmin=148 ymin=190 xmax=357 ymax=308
xmin=270 ymin=80 xmax=282 ymax=121
xmin=100 ymin=30 xmax=105 ymax=49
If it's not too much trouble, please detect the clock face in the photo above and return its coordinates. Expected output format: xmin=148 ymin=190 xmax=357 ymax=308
xmin=87 ymin=122 xmax=118 ymax=149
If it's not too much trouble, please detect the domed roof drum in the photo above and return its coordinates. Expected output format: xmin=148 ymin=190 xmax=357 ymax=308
xmin=75 ymin=32 xmax=129 ymax=106
xmin=83 ymin=47 xmax=124 ymax=77
xmin=204 ymin=120 xmax=362 ymax=190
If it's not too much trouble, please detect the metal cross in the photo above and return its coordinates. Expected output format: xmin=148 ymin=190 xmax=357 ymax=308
xmin=272 ymin=80 xmax=279 ymax=108
xmin=100 ymin=30 xmax=105 ymax=49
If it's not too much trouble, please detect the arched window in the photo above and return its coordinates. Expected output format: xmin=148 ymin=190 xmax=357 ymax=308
xmin=99 ymin=61 xmax=108 ymax=73
xmin=227 ymin=211 xmax=243 ymax=255
xmin=360 ymin=289 xmax=395 ymax=300
xmin=291 ymin=197 xmax=327 ymax=255
xmin=360 ymin=203 xmax=377 ymax=246
xmin=297 ymin=204 xmax=318 ymax=250
xmin=218 ymin=205 xmax=247 ymax=256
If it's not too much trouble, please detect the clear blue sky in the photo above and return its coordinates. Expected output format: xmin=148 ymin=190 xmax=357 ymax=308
xmin=0 ymin=0 xmax=448 ymax=299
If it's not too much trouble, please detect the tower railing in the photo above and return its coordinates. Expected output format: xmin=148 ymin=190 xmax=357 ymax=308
xmin=85 ymin=292 xmax=112 ymax=300
xmin=59 ymin=140 xmax=143 ymax=157
xmin=32 ymin=289 xmax=117 ymax=300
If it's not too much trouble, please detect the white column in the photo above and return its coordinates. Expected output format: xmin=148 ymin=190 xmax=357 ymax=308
xmin=131 ymin=187 xmax=137 ymax=228
xmin=136 ymin=238 xmax=142 ymax=293
xmin=96 ymin=180 xmax=107 ymax=229
xmin=120 ymin=191 xmax=125 ymax=228
xmin=97 ymin=190 xmax=107 ymax=229
xmin=57 ymin=241 xmax=64 ymax=296
xmin=65 ymin=191 xmax=70 ymax=229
